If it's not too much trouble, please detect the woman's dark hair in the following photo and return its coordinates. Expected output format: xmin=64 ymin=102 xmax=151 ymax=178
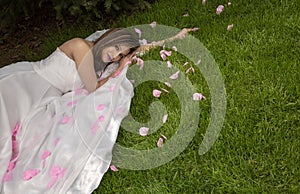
xmin=92 ymin=28 xmax=140 ymax=79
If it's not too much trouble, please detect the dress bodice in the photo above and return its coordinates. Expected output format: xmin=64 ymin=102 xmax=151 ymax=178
xmin=32 ymin=48 xmax=84 ymax=93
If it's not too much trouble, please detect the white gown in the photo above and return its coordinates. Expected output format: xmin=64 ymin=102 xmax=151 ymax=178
xmin=0 ymin=32 xmax=133 ymax=193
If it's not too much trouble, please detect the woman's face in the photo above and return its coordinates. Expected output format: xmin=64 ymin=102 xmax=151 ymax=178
xmin=101 ymin=44 xmax=131 ymax=63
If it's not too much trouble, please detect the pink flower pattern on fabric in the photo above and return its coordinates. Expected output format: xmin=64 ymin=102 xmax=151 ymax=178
xmin=22 ymin=169 xmax=39 ymax=181
xmin=91 ymin=115 xmax=105 ymax=134
xmin=96 ymin=104 xmax=105 ymax=111
xmin=47 ymin=166 xmax=65 ymax=188
xmin=60 ymin=116 xmax=72 ymax=124
xmin=66 ymin=100 xmax=77 ymax=107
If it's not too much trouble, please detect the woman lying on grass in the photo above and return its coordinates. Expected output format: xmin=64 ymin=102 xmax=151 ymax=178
xmin=0 ymin=28 xmax=140 ymax=193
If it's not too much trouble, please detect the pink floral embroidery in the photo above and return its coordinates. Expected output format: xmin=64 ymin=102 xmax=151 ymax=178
xmin=91 ymin=115 xmax=105 ymax=134
xmin=60 ymin=116 xmax=72 ymax=124
xmin=66 ymin=100 xmax=77 ymax=107
xmin=22 ymin=169 xmax=39 ymax=181
xmin=54 ymin=138 xmax=60 ymax=147
xmin=42 ymin=150 xmax=51 ymax=169
xmin=47 ymin=166 xmax=65 ymax=188
xmin=109 ymin=84 xmax=115 ymax=92
xmin=96 ymin=104 xmax=105 ymax=111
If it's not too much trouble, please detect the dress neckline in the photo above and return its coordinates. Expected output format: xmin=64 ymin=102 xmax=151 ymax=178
xmin=56 ymin=47 xmax=76 ymax=64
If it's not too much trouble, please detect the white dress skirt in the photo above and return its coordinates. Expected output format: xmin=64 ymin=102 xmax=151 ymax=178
xmin=0 ymin=31 xmax=133 ymax=193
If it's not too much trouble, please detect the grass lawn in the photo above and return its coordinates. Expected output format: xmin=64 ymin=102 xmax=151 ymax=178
xmin=3 ymin=0 xmax=300 ymax=193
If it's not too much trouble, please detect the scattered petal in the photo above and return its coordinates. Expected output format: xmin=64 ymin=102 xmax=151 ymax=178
xmin=227 ymin=24 xmax=234 ymax=30
xmin=183 ymin=13 xmax=189 ymax=17
xmin=161 ymin=88 xmax=169 ymax=93
xmin=136 ymin=57 xmax=144 ymax=69
xmin=110 ymin=165 xmax=119 ymax=172
xmin=169 ymin=71 xmax=180 ymax=80
xmin=22 ymin=169 xmax=39 ymax=181
xmin=139 ymin=127 xmax=149 ymax=136
xmin=193 ymin=93 xmax=206 ymax=101
xmin=134 ymin=28 xmax=142 ymax=38
xmin=153 ymin=89 xmax=162 ymax=97
xmin=172 ymin=46 xmax=178 ymax=51
xmin=167 ymin=61 xmax=173 ymax=68
xmin=185 ymin=67 xmax=195 ymax=74
xmin=66 ymin=100 xmax=77 ymax=107
xmin=196 ymin=59 xmax=201 ymax=65
xmin=130 ymin=80 xmax=135 ymax=84
xmin=139 ymin=39 xmax=147 ymax=45
xmin=228 ymin=2 xmax=232 ymax=6
xmin=60 ymin=116 xmax=72 ymax=124
xmin=162 ymin=114 xmax=168 ymax=123
xmin=164 ymin=82 xmax=171 ymax=87
xmin=96 ymin=104 xmax=105 ymax=111
xmin=150 ymin=21 xmax=156 ymax=28
xmin=160 ymin=53 xmax=166 ymax=61
xmin=202 ymin=0 xmax=206 ymax=5
xmin=192 ymin=27 xmax=199 ymax=31
xmin=216 ymin=5 xmax=225 ymax=15
xmin=164 ymin=50 xmax=172 ymax=56
xmin=183 ymin=62 xmax=189 ymax=66
xmin=157 ymin=137 xmax=164 ymax=147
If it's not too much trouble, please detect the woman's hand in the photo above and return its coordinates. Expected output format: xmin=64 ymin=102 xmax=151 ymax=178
xmin=96 ymin=53 xmax=135 ymax=89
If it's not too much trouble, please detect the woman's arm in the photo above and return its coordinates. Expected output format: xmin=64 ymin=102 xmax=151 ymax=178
xmin=59 ymin=38 xmax=99 ymax=93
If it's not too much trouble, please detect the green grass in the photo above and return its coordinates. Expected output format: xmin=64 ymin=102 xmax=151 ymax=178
xmin=10 ymin=0 xmax=300 ymax=193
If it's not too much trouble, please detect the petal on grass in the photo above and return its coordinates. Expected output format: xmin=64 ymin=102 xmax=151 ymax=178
xmin=183 ymin=62 xmax=189 ymax=66
xmin=153 ymin=89 xmax=162 ymax=97
xmin=169 ymin=71 xmax=180 ymax=80
xmin=134 ymin=28 xmax=142 ymax=38
xmin=227 ymin=24 xmax=234 ymax=30
xmin=150 ymin=21 xmax=156 ymax=28
xmin=216 ymin=5 xmax=225 ymax=15
xmin=202 ymin=0 xmax=206 ymax=5
xmin=193 ymin=93 xmax=206 ymax=101
xmin=228 ymin=2 xmax=232 ymax=6
xmin=157 ymin=137 xmax=164 ymax=147
xmin=167 ymin=61 xmax=173 ymax=68
xmin=139 ymin=127 xmax=149 ymax=136
xmin=183 ymin=13 xmax=189 ymax=17
xmin=172 ymin=46 xmax=178 ymax=51
xmin=164 ymin=82 xmax=171 ymax=87
xmin=110 ymin=165 xmax=119 ymax=172
xmin=162 ymin=114 xmax=168 ymax=123
xmin=161 ymin=88 xmax=169 ymax=93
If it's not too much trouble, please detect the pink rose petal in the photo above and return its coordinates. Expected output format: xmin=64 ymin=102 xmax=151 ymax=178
xmin=164 ymin=50 xmax=172 ymax=56
xmin=60 ymin=116 xmax=72 ymax=124
xmin=160 ymin=53 xmax=166 ymax=61
xmin=192 ymin=27 xmax=199 ymax=31
xmin=67 ymin=100 xmax=77 ymax=107
xmin=172 ymin=46 xmax=178 ymax=51
xmin=164 ymin=82 xmax=171 ymax=87
xmin=150 ymin=21 xmax=156 ymax=28
xmin=227 ymin=24 xmax=234 ymax=30
xmin=139 ymin=39 xmax=147 ymax=45
xmin=183 ymin=62 xmax=189 ymax=66
xmin=110 ymin=164 xmax=119 ymax=172
xmin=183 ymin=13 xmax=189 ymax=17
xmin=228 ymin=2 xmax=232 ymax=6
xmin=136 ymin=57 xmax=144 ymax=69
xmin=96 ymin=104 xmax=105 ymax=111
xmin=196 ymin=59 xmax=201 ymax=65
xmin=167 ymin=61 xmax=172 ymax=68
xmin=153 ymin=89 xmax=162 ymax=97
xmin=139 ymin=127 xmax=149 ymax=136
xmin=216 ymin=5 xmax=225 ymax=15
xmin=185 ymin=67 xmax=195 ymax=74
xmin=202 ymin=0 xmax=206 ymax=5
xmin=193 ymin=93 xmax=206 ymax=101
xmin=22 ymin=169 xmax=39 ymax=181
xmin=162 ymin=114 xmax=168 ymax=123
xmin=161 ymin=88 xmax=169 ymax=93
xmin=169 ymin=71 xmax=180 ymax=80
xmin=134 ymin=28 xmax=142 ymax=38
xmin=157 ymin=137 xmax=164 ymax=147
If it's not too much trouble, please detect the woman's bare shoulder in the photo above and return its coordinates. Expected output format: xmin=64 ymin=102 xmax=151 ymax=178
xmin=58 ymin=38 xmax=93 ymax=60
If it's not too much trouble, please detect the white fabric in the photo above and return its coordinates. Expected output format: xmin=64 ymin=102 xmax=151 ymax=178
xmin=0 ymin=30 xmax=133 ymax=193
